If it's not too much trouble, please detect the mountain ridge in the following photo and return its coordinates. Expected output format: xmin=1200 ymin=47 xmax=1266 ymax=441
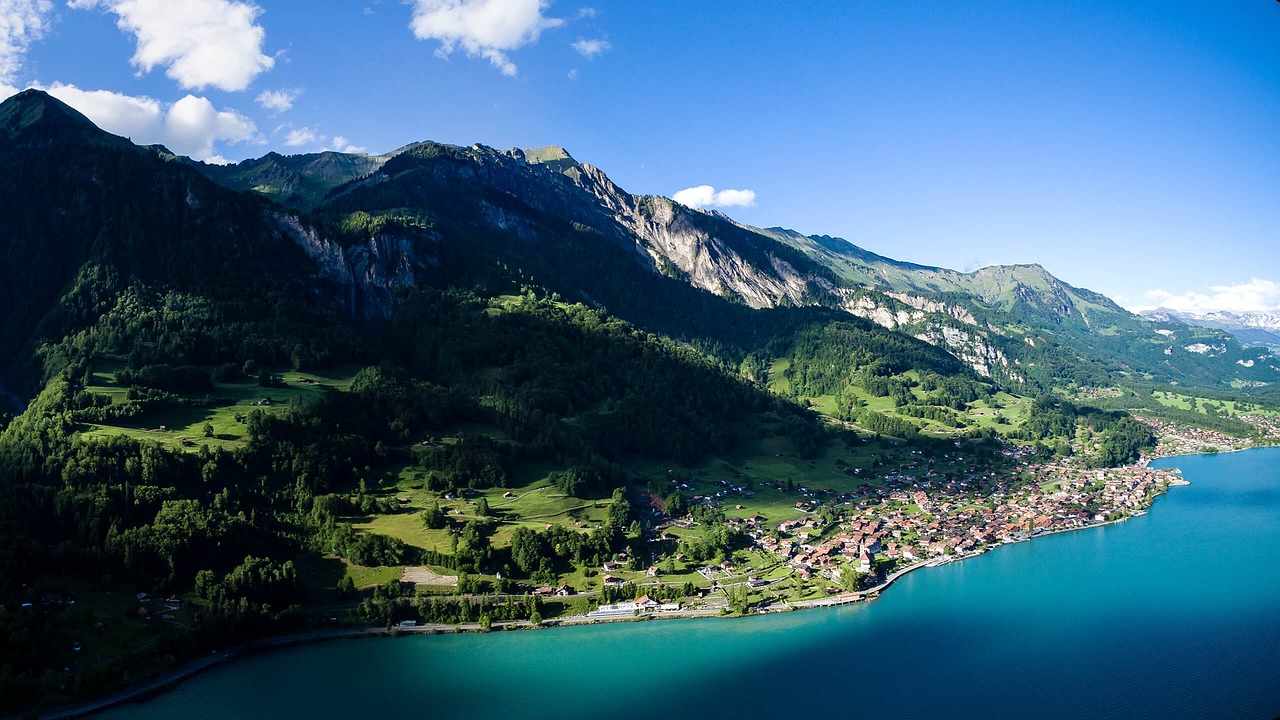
xmin=176 ymin=117 xmax=1277 ymax=392
xmin=1 ymin=89 xmax=1271 ymax=395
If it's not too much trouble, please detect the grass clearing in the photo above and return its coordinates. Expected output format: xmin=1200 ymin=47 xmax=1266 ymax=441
xmin=77 ymin=365 xmax=361 ymax=452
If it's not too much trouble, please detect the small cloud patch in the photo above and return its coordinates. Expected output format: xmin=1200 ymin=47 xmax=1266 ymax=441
xmin=571 ymin=38 xmax=609 ymax=59
xmin=256 ymin=88 xmax=299 ymax=114
xmin=672 ymin=185 xmax=757 ymax=209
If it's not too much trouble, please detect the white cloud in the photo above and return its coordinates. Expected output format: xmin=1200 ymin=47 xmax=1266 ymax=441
xmin=42 ymin=82 xmax=258 ymax=162
xmin=274 ymin=127 xmax=367 ymax=154
xmin=70 ymin=0 xmax=274 ymax=92
xmin=283 ymin=126 xmax=318 ymax=147
xmin=0 ymin=0 xmax=52 ymax=84
xmin=1129 ymin=279 xmax=1280 ymax=314
xmin=255 ymin=88 xmax=298 ymax=114
xmin=570 ymin=37 xmax=608 ymax=59
xmin=673 ymin=185 xmax=757 ymax=209
xmin=409 ymin=0 xmax=563 ymax=77
xmin=329 ymin=136 xmax=367 ymax=154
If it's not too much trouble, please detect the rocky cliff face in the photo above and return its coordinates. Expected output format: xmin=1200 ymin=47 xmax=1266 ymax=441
xmin=838 ymin=289 xmax=1019 ymax=382
xmin=421 ymin=146 xmax=1035 ymax=380
xmin=536 ymin=154 xmax=829 ymax=309
xmin=274 ymin=212 xmax=440 ymax=319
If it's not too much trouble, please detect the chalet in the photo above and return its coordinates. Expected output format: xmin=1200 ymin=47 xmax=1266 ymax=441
xmin=601 ymin=561 xmax=622 ymax=572
xmin=602 ymin=575 xmax=624 ymax=586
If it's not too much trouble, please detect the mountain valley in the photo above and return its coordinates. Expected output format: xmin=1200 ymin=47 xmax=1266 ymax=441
xmin=1 ymin=89 xmax=1278 ymax=714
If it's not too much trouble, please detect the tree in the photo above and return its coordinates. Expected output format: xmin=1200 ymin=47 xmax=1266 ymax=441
xmin=553 ymin=468 xmax=586 ymax=497
xmin=421 ymin=503 xmax=447 ymax=530
xmin=203 ymin=422 xmax=214 ymax=438
xmin=509 ymin=526 xmax=541 ymax=574
xmin=456 ymin=571 xmax=480 ymax=594
xmin=665 ymin=491 xmax=687 ymax=518
xmin=476 ymin=497 xmax=491 ymax=517
xmin=606 ymin=488 xmax=631 ymax=531
xmin=337 ymin=574 xmax=356 ymax=599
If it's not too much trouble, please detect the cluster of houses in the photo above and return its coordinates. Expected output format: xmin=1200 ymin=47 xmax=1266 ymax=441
xmin=1138 ymin=416 xmax=1251 ymax=455
xmin=1240 ymin=413 xmax=1280 ymax=438
xmin=734 ymin=462 xmax=1181 ymax=584
xmin=638 ymin=419 xmax=1244 ymax=599
xmin=1138 ymin=411 xmax=1280 ymax=459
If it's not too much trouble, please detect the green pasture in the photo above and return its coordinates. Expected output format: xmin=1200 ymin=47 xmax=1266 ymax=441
xmin=77 ymin=364 xmax=361 ymax=451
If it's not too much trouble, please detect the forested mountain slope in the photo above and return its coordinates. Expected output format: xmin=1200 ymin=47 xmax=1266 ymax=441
xmin=199 ymin=135 xmax=1279 ymax=393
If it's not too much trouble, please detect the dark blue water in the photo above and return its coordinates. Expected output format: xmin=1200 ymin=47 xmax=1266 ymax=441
xmin=100 ymin=449 xmax=1280 ymax=719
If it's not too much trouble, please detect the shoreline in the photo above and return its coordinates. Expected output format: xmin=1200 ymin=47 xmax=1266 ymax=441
xmin=19 ymin=455 xmax=1212 ymax=720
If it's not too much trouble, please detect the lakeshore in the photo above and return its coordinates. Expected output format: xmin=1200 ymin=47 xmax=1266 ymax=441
xmin=17 ymin=416 xmax=1273 ymax=719
xmin=23 ymin=463 xmax=1181 ymax=720
xmin=80 ymin=445 xmax=1280 ymax=720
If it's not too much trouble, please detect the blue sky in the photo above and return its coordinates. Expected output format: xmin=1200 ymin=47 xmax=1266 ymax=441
xmin=3 ymin=0 xmax=1278 ymax=314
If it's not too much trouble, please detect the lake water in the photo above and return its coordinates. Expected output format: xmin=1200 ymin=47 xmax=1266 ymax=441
xmin=100 ymin=449 xmax=1280 ymax=719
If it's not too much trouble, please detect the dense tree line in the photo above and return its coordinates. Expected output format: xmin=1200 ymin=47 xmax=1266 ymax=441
xmin=1013 ymin=398 xmax=1156 ymax=465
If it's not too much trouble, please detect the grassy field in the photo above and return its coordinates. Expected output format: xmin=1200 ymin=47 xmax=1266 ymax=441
xmin=1148 ymin=389 xmax=1275 ymax=417
xmin=770 ymin=359 xmax=1034 ymax=443
xmin=66 ymin=352 xmax=1033 ymax=604
xmin=77 ymin=364 xmax=360 ymax=452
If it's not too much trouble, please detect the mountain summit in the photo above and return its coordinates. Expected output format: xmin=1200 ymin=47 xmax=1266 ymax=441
xmin=0 ymin=89 xmax=131 ymax=148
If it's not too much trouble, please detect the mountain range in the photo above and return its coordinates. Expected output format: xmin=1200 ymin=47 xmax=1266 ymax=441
xmin=0 ymin=89 xmax=1274 ymax=408
xmin=1140 ymin=308 xmax=1280 ymax=349
xmin=193 ymin=123 xmax=1276 ymax=395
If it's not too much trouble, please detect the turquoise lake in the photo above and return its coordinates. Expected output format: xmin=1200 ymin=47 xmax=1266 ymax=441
xmin=101 ymin=449 xmax=1280 ymax=719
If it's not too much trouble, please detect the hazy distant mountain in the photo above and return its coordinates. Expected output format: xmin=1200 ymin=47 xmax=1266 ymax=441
xmin=1140 ymin=308 xmax=1280 ymax=348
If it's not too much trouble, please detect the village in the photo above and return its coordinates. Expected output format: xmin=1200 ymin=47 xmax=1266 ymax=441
xmin=1139 ymin=412 xmax=1280 ymax=457
xmin=729 ymin=459 xmax=1180 ymax=597
xmin=636 ymin=419 xmax=1246 ymax=611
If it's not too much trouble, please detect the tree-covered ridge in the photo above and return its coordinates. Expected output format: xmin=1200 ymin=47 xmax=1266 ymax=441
xmin=0 ymin=93 xmax=348 ymax=398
